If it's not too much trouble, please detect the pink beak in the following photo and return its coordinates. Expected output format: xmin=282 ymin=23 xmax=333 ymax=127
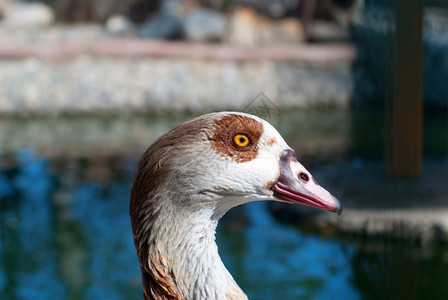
xmin=273 ymin=150 xmax=341 ymax=215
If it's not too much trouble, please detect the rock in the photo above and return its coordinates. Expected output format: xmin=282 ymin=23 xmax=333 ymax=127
xmin=183 ymin=9 xmax=227 ymax=42
xmin=227 ymin=6 xmax=259 ymax=45
xmin=162 ymin=0 xmax=198 ymax=17
xmin=133 ymin=0 xmax=197 ymax=39
xmin=258 ymin=17 xmax=304 ymax=45
xmin=228 ymin=6 xmax=304 ymax=45
xmin=264 ymin=0 xmax=300 ymax=18
xmin=310 ymin=20 xmax=350 ymax=41
xmin=0 ymin=0 xmax=13 ymax=20
xmin=105 ymin=15 xmax=134 ymax=36
xmin=238 ymin=0 xmax=300 ymax=18
xmin=137 ymin=13 xmax=182 ymax=39
xmin=1 ymin=1 xmax=54 ymax=29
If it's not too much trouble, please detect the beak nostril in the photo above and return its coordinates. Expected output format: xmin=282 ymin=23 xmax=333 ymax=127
xmin=299 ymin=172 xmax=309 ymax=182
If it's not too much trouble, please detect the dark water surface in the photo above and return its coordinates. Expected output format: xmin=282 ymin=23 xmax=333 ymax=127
xmin=1 ymin=109 xmax=447 ymax=299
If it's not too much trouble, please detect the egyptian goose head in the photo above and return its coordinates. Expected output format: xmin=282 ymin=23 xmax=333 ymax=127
xmin=130 ymin=112 xmax=341 ymax=300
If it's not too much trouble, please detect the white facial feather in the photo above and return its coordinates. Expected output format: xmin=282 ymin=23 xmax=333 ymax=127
xmin=205 ymin=114 xmax=292 ymax=218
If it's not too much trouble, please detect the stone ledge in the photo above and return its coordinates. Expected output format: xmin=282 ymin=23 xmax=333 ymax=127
xmin=0 ymin=42 xmax=355 ymax=114
xmin=0 ymin=39 xmax=356 ymax=63
xmin=320 ymin=208 xmax=448 ymax=242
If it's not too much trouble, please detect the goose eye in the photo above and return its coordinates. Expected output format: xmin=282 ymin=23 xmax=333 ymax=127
xmin=233 ymin=134 xmax=251 ymax=148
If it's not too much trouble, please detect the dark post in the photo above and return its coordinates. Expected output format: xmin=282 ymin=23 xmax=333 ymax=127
xmin=385 ymin=0 xmax=424 ymax=177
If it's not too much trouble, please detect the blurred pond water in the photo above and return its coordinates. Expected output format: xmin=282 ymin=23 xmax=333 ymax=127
xmin=1 ymin=109 xmax=447 ymax=299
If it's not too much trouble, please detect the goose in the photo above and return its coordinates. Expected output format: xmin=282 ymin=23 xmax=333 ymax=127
xmin=129 ymin=112 xmax=341 ymax=300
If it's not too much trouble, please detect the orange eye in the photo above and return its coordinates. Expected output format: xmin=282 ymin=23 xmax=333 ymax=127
xmin=233 ymin=134 xmax=250 ymax=147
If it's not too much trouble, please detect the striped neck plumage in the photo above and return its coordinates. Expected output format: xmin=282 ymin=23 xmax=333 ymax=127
xmin=139 ymin=193 xmax=248 ymax=300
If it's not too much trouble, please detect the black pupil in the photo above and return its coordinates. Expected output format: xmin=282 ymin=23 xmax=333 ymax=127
xmin=239 ymin=137 xmax=246 ymax=144
xmin=299 ymin=173 xmax=309 ymax=182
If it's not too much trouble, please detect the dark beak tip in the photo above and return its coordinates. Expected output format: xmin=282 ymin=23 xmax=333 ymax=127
xmin=332 ymin=197 xmax=342 ymax=215
xmin=335 ymin=206 xmax=342 ymax=216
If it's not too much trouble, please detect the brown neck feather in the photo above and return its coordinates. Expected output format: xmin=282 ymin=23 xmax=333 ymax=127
xmin=129 ymin=115 xmax=216 ymax=299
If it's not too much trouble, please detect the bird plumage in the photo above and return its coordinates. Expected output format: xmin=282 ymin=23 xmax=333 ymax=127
xmin=130 ymin=112 xmax=341 ymax=299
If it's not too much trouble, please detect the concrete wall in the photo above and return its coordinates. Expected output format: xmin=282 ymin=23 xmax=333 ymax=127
xmin=0 ymin=41 xmax=355 ymax=115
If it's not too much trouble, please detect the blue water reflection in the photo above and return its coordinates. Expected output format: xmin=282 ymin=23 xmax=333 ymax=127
xmin=0 ymin=150 xmax=360 ymax=299
xmin=2 ymin=150 xmax=447 ymax=299
xmin=0 ymin=151 xmax=140 ymax=299
xmin=219 ymin=202 xmax=359 ymax=300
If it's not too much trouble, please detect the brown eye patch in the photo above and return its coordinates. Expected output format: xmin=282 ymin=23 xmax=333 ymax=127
xmin=209 ymin=114 xmax=263 ymax=163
